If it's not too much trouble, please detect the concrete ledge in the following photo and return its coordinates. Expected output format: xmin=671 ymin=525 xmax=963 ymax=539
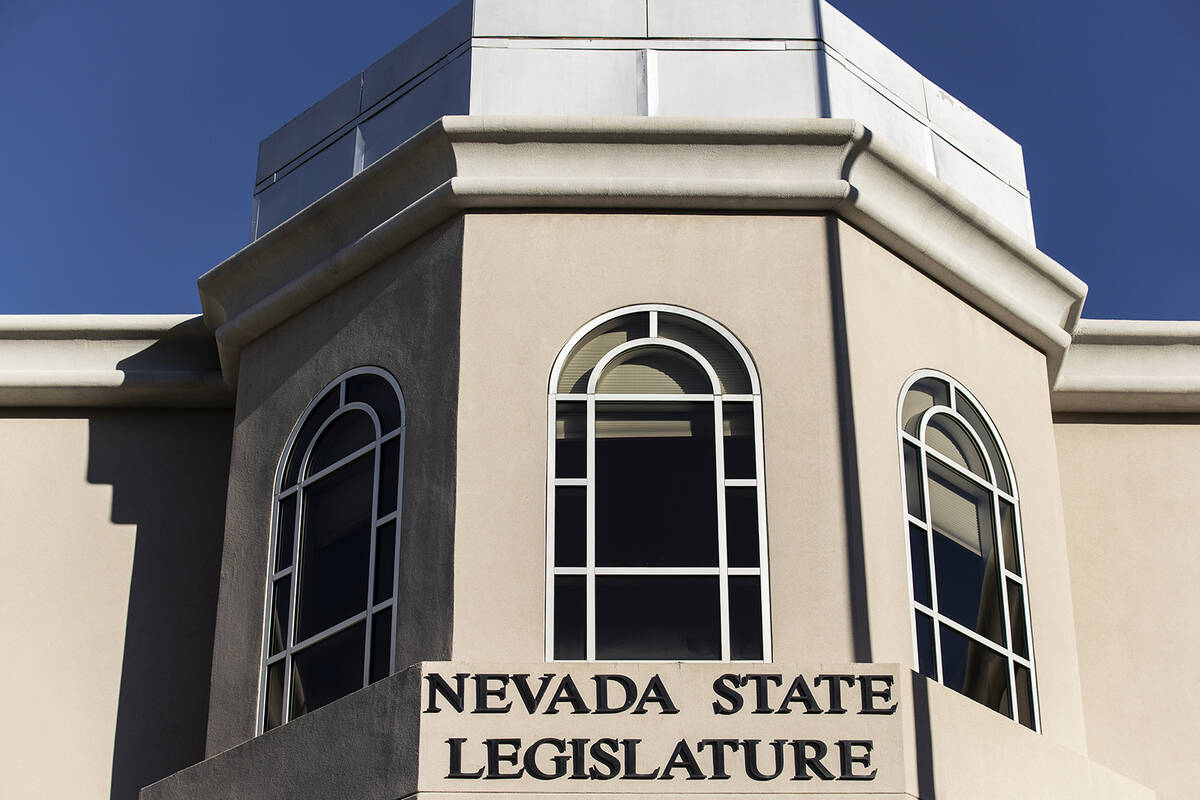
xmin=1052 ymin=319 xmax=1200 ymax=413
xmin=200 ymin=116 xmax=1087 ymax=386
xmin=0 ymin=315 xmax=233 ymax=408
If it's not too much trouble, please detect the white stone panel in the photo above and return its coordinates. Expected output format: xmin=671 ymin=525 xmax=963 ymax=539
xmin=932 ymin=135 xmax=1035 ymax=243
xmin=653 ymin=50 xmax=823 ymax=118
xmin=825 ymin=56 xmax=935 ymax=174
xmin=819 ymin=0 xmax=926 ymax=115
xmin=473 ymin=0 xmax=647 ymax=37
xmin=648 ymin=0 xmax=819 ymax=39
xmin=925 ymin=78 xmax=1028 ymax=191
xmin=469 ymin=48 xmax=644 ymax=116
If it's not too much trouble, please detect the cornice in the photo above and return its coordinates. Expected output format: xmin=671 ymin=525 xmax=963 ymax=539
xmin=199 ymin=116 xmax=1088 ymax=384
xmin=0 ymin=315 xmax=233 ymax=408
xmin=1051 ymin=319 xmax=1200 ymax=413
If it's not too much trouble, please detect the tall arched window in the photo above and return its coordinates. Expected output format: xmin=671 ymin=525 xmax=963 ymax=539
xmin=547 ymin=305 xmax=770 ymax=662
xmin=898 ymin=370 xmax=1038 ymax=730
xmin=260 ymin=367 xmax=406 ymax=731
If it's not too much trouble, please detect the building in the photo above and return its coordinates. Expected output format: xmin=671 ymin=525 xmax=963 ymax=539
xmin=2 ymin=2 xmax=1197 ymax=799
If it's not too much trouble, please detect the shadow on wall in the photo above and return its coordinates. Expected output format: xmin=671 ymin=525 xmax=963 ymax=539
xmin=88 ymin=335 xmax=234 ymax=800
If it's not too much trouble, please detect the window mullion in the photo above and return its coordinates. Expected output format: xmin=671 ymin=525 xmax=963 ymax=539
xmin=544 ymin=394 xmax=557 ymax=662
xmin=752 ymin=394 xmax=770 ymax=660
xmin=714 ymin=396 xmax=731 ymax=662
xmin=363 ymin=440 xmax=381 ymax=689
xmin=586 ymin=394 xmax=597 ymax=662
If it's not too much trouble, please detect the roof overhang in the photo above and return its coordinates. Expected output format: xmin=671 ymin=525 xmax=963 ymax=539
xmin=199 ymin=116 xmax=1088 ymax=385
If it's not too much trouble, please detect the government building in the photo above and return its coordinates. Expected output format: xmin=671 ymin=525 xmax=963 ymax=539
xmin=2 ymin=2 xmax=1196 ymax=799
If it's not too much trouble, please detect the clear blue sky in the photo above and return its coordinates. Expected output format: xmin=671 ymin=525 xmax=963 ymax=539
xmin=2 ymin=0 xmax=1196 ymax=320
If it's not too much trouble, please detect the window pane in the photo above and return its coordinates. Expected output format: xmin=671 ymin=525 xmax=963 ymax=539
xmin=722 ymin=402 xmax=756 ymax=479
xmin=308 ymin=411 xmax=376 ymax=476
xmin=725 ymin=487 xmax=760 ymax=567
xmin=1007 ymin=579 xmax=1029 ymax=658
xmin=289 ymin=622 xmax=366 ymax=720
xmin=940 ymin=626 xmax=1011 ymax=716
xmin=554 ymin=486 xmax=586 ymax=567
xmin=555 ymin=402 xmax=586 ymax=478
xmin=345 ymin=373 xmax=402 ymax=433
xmin=370 ymin=608 xmax=392 ymax=683
xmin=657 ymin=313 xmax=752 ymax=394
xmin=998 ymin=499 xmax=1020 ymax=575
xmin=594 ymin=402 xmax=718 ymax=567
xmin=914 ymin=613 xmax=936 ymax=679
xmin=558 ymin=315 xmax=649 ymax=393
xmin=276 ymin=494 xmax=296 ymax=571
xmin=373 ymin=520 xmax=396 ymax=605
xmin=1015 ymin=664 xmax=1036 ymax=729
xmin=596 ymin=347 xmax=712 ymax=394
xmin=901 ymin=377 xmax=950 ymax=435
xmin=909 ymin=524 xmax=932 ymax=607
xmin=554 ymin=576 xmax=586 ymax=660
xmin=595 ymin=576 xmax=720 ymax=660
xmin=903 ymin=442 xmax=924 ymax=518
xmin=297 ymin=454 xmax=374 ymax=640
xmin=926 ymin=415 xmax=987 ymax=478
xmin=954 ymin=396 xmax=1010 ymax=492
xmin=930 ymin=470 xmax=1005 ymax=646
xmin=283 ymin=391 xmax=339 ymax=487
xmin=378 ymin=437 xmax=401 ymax=514
xmin=264 ymin=660 xmax=285 ymax=731
xmin=269 ymin=576 xmax=291 ymax=656
xmin=729 ymin=576 xmax=764 ymax=660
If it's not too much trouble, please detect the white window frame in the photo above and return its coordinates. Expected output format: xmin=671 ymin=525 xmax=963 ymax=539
xmin=897 ymin=369 xmax=1040 ymax=731
xmin=546 ymin=304 xmax=771 ymax=663
xmin=257 ymin=366 xmax=406 ymax=732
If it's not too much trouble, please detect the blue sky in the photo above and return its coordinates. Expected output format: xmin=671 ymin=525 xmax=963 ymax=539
xmin=2 ymin=0 xmax=1196 ymax=319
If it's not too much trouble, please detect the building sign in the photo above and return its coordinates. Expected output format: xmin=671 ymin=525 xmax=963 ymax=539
xmin=417 ymin=663 xmax=904 ymax=794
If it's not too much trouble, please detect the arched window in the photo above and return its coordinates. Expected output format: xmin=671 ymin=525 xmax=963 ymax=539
xmin=260 ymin=367 xmax=406 ymax=731
xmin=547 ymin=305 xmax=770 ymax=662
xmin=898 ymin=370 xmax=1038 ymax=730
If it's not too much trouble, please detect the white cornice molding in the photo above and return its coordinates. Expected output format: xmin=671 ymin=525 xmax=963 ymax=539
xmin=1052 ymin=319 xmax=1200 ymax=413
xmin=0 ymin=315 xmax=233 ymax=408
xmin=199 ymin=116 xmax=1087 ymax=384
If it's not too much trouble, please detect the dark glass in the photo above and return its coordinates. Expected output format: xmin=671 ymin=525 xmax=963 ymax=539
xmin=308 ymin=411 xmax=376 ymax=475
xmin=275 ymin=494 xmax=296 ymax=571
xmin=927 ymin=415 xmax=987 ymax=477
xmin=595 ymin=347 xmax=712 ymax=393
xmin=999 ymin=499 xmax=1020 ymax=574
xmin=1007 ymin=580 xmax=1029 ymax=658
xmin=909 ymin=524 xmax=932 ymax=607
xmin=264 ymin=660 xmax=285 ymax=731
xmin=594 ymin=402 xmax=718 ymax=567
xmin=930 ymin=473 xmax=1005 ymax=646
xmin=914 ymin=613 xmax=936 ymax=679
xmin=283 ymin=391 xmax=339 ymax=487
xmin=269 ymin=576 xmax=291 ymax=656
xmin=595 ymin=576 xmax=720 ymax=660
xmin=554 ymin=486 xmax=586 ymax=567
xmin=370 ymin=608 xmax=392 ymax=683
xmin=296 ymin=454 xmax=373 ymax=640
xmin=555 ymin=402 xmax=586 ymax=478
xmin=373 ymin=521 xmax=396 ymax=604
xmin=941 ymin=627 xmax=1011 ymax=715
xmin=725 ymin=487 xmax=760 ymax=567
xmin=729 ymin=576 xmax=763 ymax=660
xmin=289 ymin=622 xmax=366 ymax=720
xmin=560 ymin=316 xmax=650 ymax=393
xmin=554 ymin=576 xmax=586 ymax=660
xmin=345 ymin=372 xmax=403 ymax=433
xmin=378 ymin=437 xmax=401 ymax=514
xmin=722 ymin=402 xmax=756 ymax=479
xmin=901 ymin=377 xmax=950 ymax=435
xmin=903 ymin=442 xmax=924 ymax=517
xmin=1015 ymin=665 xmax=1036 ymax=729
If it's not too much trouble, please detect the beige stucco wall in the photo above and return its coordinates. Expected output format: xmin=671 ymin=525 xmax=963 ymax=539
xmin=0 ymin=409 xmax=231 ymax=800
xmin=455 ymin=212 xmax=853 ymax=664
xmin=834 ymin=219 xmax=1090 ymax=757
xmin=1055 ymin=418 xmax=1200 ymax=800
